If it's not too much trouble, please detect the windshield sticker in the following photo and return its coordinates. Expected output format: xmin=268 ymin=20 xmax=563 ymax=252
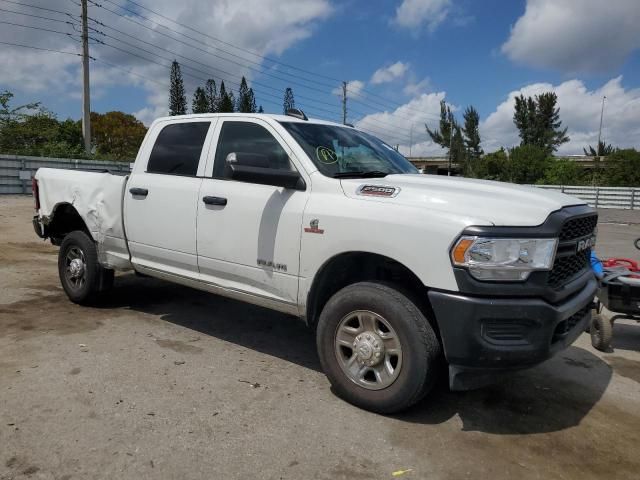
xmin=316 ymin=146 xmax=338 ymax=164
xmin=357 ymin=185 xmax=400 ymax=198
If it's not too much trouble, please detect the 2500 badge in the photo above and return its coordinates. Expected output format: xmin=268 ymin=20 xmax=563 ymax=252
xmin=257 ymin=259 xmax=288 ymax=272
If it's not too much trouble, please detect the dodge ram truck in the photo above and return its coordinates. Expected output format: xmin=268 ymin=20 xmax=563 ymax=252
xmin=32 ymin=110 xmax=598 ymax=413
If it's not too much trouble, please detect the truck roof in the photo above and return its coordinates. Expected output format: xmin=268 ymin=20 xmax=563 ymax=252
xmin=152 ymin=112 xmax=351 ymax=128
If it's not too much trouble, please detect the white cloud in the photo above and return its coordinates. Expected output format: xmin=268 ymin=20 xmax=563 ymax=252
xmin=392 ymin=0 xmax=451 ymax=32
xmin=370 ymin=61 xmax=409 ymax=84
xmin=0 ymin=0 xmax=333 ymax=123
xmin=355 ymin=92 xmax=449 ymax=156
xmin=481 ymin=77 xmax=640 ymax=154
xmin=353 ymin=76 xmax=640 ymax=158
xmin=502 ymin=0 xmax=640 ymax=72
xmin=332 ymin=80 xmax=365 ymax=99
xmin=403 ymin=77 xmax=431 ymax=96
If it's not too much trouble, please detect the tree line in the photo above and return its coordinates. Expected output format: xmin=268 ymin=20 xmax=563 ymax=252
xmin=168 ymin=60 xmax=299 ymax=116
xmin=425 ymin=91 xmax=639 ymax=186
xmin=0 ymin=90 xmax=146 ymax=160
xmin=1 ymin=77 xmax=638 ymax=185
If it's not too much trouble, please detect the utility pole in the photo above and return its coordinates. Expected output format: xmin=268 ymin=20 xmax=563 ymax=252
xmin=81 ymin=0 xmax=91 ymax=155
xmin=596 ymin=95 xmax=606 ymax=156
xmin=341 ymin=81 xmax=347 ymax=125
xmin=447 ymin=119 xmax=454 ymax=176
xmin=409 ymin=123 xmax=413 ymax=157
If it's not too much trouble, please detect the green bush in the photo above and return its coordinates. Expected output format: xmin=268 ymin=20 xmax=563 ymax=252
xmin=539 ymin=158 xmax=586 ymax=185
xmin=603 ymin=149 xmax=640 ymax=187
xmin=508 ymin=145 xmax=550 ymax=184
xmin=472 ymin=148 xmax=509 ymax=181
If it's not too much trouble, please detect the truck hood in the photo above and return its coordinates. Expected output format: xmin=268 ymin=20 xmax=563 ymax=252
xmin=340 ymin=174 xmax=586 ymax=226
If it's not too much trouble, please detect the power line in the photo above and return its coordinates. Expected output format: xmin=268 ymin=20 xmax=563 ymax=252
xmin=0 ymin=19 xmax=78 ymax=39
xmin=1 ymin=0 xmax=440 ymax=131
xmin=0 ymin=19 xmax=421 ymax=142
xmin=0 ymin=0 xmax=73 ymax=17
xmin=95 ymin=0 xmax=338 ymax=91
xmin=0 ymin=36 xmax=415 ymax=143
xmin=0 ymin=39 xmax=80 ymax=56
xmin=92 ymin=0 xmax=440 ymax=123
xmin=106 ymin=0 xmax=342 ymax=84
xmin=113 ymin=0 xmax=444 ymax=119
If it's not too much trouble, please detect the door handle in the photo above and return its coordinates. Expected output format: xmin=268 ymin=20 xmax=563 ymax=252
xmin=202 ymin=196 xmax=227 ymax=206
xmin=129 ymin=187 xmax=148 ymax=196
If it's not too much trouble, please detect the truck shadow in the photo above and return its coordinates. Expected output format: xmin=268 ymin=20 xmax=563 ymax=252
xmin=97 ymin=274 xmax=612 ymax=435
xmin=395 ymin=346 xmax=612 ymax=434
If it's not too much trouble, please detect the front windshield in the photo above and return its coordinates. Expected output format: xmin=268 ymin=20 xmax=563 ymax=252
xmin=279 ymin=122 xmax=418 ymax=178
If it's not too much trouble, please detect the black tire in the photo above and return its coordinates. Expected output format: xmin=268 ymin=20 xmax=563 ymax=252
xmin=635 ymin=238 xmax=640 ymax=251
xmin=316 ymin=282 xmax=441 ymax=414
xmin=58 ymin=230 xmax=113 ymax=304
xmin=590 ymin=312 xmax=613 ymax=352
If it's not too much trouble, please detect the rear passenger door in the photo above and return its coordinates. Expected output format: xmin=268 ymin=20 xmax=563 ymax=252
xmin=125 ymin=119 xmax=215 ymax=278
xmin=196 ymin=119 xmax=309 ymax=309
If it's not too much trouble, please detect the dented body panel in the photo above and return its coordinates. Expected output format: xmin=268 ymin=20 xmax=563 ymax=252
xmin=34 ymin=168 xmax=131 ymax=270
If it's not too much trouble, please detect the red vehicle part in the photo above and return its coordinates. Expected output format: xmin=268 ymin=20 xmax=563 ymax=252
xmin=602 ymin=258 xmax=639 ymax=273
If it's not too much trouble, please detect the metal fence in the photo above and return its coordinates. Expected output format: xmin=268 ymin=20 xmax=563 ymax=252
xmin=0 ymin=154 xmax=130 ymax=194
xmin=534 ymin=185 xmax=640 ymax=210
xmin=1 ymin=155 xmax=639 ymax=209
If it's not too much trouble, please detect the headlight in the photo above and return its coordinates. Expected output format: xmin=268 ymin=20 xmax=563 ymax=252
xmin=451 ymin=236 xmax=558 ymax=281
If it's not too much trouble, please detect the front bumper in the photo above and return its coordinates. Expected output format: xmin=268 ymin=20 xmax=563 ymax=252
xmin=428 ymin=275 xmax=597 ymax=390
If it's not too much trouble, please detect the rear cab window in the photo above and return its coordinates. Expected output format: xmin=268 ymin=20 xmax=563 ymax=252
xmin=147 ymin=122 xmax=211 ymax=176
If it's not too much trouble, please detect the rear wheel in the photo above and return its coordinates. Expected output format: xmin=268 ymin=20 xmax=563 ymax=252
xmin=316 ymin=282 xmax=441 ymax=414
xmin=58 ymin=230 xmax=113 ymax=304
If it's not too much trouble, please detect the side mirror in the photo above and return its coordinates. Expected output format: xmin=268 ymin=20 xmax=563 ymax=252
xmin=226 ymin=152 xmax=305 ymax=190
xmin=226 ymin=152 xmax=269 ymax=169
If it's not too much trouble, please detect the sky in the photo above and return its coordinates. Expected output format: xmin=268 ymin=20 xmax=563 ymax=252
xmin=1 ymin=0 xmax=639 ymax=156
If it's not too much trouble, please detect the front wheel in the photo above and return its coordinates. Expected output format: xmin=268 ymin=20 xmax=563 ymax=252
xmin=316 ymin=282 xmax=441 ymax=414
xmin=58 ymin=230 xmax=113 ymax=305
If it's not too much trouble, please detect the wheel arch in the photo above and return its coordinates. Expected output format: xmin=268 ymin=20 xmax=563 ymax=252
xmin=44 ymin=202 xmax=92 ymax=245
xmin=305 ymin=251 xmax=437 ymax=334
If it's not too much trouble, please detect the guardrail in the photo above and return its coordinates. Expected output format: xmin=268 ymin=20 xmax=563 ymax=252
xmin=0 ymin=154 xmax=130 ymax=195
xmin=534 ymin=185 xmax=640 ymax=210
xmin=1 ymin=155 xmax=638 ymax=210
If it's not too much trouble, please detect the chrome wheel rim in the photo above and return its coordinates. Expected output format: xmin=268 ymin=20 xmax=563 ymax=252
xmin=65 ymin=246 xmax=87 ymax=290
xmin=334 ymin=310 xmax=403 ymax=390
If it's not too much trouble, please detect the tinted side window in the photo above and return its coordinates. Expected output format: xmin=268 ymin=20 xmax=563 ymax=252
xmin=147 ymin=122 xmax=210 ymax=176
xmin=213 ymin=122 xmax=293 ymax=178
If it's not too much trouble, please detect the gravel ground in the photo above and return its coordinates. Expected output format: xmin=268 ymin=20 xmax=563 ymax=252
xmin=1 ymin=195 xmax=640 ymax=480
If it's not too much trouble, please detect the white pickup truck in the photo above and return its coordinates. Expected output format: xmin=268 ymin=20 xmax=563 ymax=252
xmin=32 ymin=110 xmax=598 ymax=413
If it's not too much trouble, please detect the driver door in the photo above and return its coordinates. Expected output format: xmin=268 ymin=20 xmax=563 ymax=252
xmin=196 ymin=118 xmax=309 ymax=309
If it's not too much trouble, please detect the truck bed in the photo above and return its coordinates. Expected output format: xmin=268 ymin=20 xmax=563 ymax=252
xmin=35 ymin=168 xmax=132 ymax=269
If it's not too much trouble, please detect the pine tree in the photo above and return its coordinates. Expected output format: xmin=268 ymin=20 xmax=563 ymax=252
xmin=426 ymin=100 xmax=465 ymax=170
xmin=462 ymin=106 xmax=483 ymax=160
xmin=192 ymin=87 xmax=209 ymax=114
xmin=248 ymin=88 xmax=257 ymax=113
xmin=513 ymin=92 xmax=569 ymax=154
xmin=513 ymin=95 xmax=536 ymax=146
xmin=426 ymin=99 xmax=455 ymax=148
xmin=535 ymin=92 xmax=569 ymax=154
xmin=584 ymin=140 xmax=614 ymax=156
xmin=217 ymin=81 xmax=235 ymax=113
xmin=283 ymin=87 xmax=295 ymax=114
xmin=204 ymin=79 xmax=218 ymax=113
xmin=169 ymin=60 xmax=186 ymax=116
xmin=258 ymin=105 xmax=264 ymax=113
xmin=237 ymin=76 xmax=254 ymax=113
